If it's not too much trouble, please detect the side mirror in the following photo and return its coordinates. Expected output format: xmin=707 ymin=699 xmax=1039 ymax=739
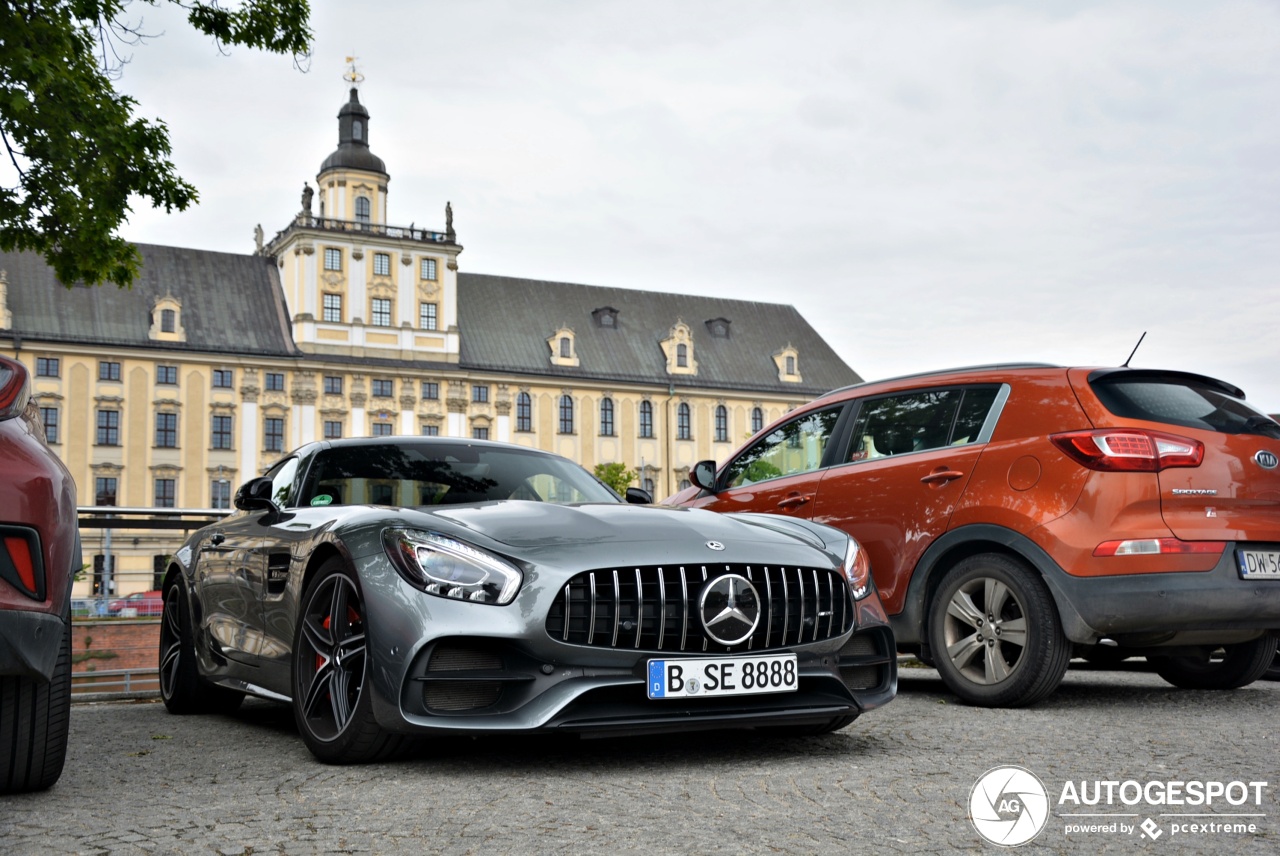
xmin=234 ymin=476 xmax=275 ymax=512
xmin=624 ymin=486 xmax=653 ymax=505
xmin=690 ymin=460 xmax=719 ymax=492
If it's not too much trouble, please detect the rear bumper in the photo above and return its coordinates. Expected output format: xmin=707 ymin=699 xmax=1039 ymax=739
xmin=1043 ymin=543 xmax=1280 ymax=644
xmin=0 ymin=607 xmax=66 ymax=682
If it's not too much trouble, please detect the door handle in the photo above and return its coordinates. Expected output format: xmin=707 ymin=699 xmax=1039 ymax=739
xmin=920 ymin=469 xmax=964 ymax=485
xmin=777 ymin=493 xmax=813 ymax=510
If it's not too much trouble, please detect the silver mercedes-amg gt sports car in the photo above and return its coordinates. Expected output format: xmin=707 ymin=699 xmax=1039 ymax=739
xmin=160 ymin=437 xmax=896 ymax=763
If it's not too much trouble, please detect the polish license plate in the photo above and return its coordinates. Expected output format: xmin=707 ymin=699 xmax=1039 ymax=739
xmin=1237 ymin=549 xmax=1280 ymax=579
xmin=647 ymin=653 xmax=797 ymax=699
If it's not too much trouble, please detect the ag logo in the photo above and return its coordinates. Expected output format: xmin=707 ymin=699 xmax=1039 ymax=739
xmin=969 ymin=765 xmax=1049 ymax=847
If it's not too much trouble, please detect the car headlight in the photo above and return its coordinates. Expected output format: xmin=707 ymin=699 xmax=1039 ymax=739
xmin=839 ymin=536 xmax=872 ymax=601
xmin=383 ymin=529 xmax=522 ymax=605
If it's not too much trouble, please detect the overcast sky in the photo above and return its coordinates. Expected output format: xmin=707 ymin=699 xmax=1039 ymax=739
xmin=108 ymin=1 xmax=1280 ymax=411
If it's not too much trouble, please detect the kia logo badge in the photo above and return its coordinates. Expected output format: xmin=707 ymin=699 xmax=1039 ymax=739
xmin=1256 ymin=450 xmax=1279 ymax=470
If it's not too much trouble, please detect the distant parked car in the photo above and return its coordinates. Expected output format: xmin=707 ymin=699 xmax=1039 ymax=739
xmin=107 ymin=590 xmax=164 ymax=617
xmin=669 ymin=364 xmax=1280 ymax=707
xmin=0 ymin=355 xmax=79 ymax=793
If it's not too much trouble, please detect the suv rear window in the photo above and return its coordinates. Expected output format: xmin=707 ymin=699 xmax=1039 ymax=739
xmin=1091 ymin=374 xmax=1280 ymax=439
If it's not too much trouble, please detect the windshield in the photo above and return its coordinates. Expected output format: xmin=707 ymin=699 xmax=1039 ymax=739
xmin=1092 ymin=376 xmax=1280 ymax=440
xmin=299 ymin=442 xmax=619 ymax=507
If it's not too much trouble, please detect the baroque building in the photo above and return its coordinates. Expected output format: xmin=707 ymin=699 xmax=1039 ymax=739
xmin=0 ymin=86 xmax=861 ymax=596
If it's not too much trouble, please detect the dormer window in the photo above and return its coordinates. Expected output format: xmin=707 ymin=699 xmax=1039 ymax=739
xmin=661 ymin=321 xmax=697 ymax=376
xmin=547 ymin=327 xmax=579 ymax=368
xmin=706 ymin=317 xmax=731 ymax=339
xmin=353 ymin=120 xmax=363 ymax=141
xmin=160 ymin=308 xmax=176 ymax=333
xmin=592 ymin=306 xmax=619 ymax=328
xmin=773 ymin=346 xmax=802 ymax=383
xmin=149 ymin=295 xmax=186 ymax=343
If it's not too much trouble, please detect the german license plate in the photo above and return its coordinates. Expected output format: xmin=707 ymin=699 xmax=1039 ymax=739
xmin=647 ymin=653 xmax=797 ymax=699
xmin=1238 ymin=549 xmax=1280 ymax=579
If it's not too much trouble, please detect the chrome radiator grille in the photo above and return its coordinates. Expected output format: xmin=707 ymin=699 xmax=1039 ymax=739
xmin=545 ymin=564 xmax=855 ymax=654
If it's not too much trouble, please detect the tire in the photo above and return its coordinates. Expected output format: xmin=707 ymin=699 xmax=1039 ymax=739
xmin=927 ymin=553 xmax=1070 ymax=707
xmin=159 ymin=579 xmax=244 ymax=715
xmin=0 ymin=602 xmax=71 ymax=793
xmin=292 ymin=558 xmax=404 ymax=764
xmin=1149 ymin=636 xmax=1279 ymax=690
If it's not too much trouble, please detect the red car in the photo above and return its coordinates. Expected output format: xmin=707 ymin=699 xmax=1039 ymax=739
xmin=670 ymin=364 xmax=1280 ymax=707
xmin=0 ymin=354 xmax=79 ymax=792
xmin=107 ymin=590 xmax=164 ymax=617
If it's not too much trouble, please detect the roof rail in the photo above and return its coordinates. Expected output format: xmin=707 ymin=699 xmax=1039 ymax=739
xmin=815 ymin=363 xmax=1061 ymax=401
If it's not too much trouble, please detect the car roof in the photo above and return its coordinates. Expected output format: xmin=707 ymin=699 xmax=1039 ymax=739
xmin=304 ymin=435 xmax=565 ymax=459
xmin=814 ymin=363 xmax=1061 ymax=401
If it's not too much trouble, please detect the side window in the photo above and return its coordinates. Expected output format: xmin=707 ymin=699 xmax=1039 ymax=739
xmin=846 ymin=388 xmax=998 ymax=462
xmin=724 ymin=406 xmax=843 ymax=488
xmin=266 ymin=457 xmax=301 ymax=508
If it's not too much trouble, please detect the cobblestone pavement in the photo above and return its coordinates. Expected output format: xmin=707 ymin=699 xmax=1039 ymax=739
xmin=2 ymin=664 xmax=1276 ymax=855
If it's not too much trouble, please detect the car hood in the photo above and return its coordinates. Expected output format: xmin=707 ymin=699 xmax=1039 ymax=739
xmin=406 ymin=501 xmax=830 ymax=553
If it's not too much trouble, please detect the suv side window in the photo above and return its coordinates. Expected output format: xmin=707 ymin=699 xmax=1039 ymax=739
xmin=847 ymin=386 xmax=1000 ymax=461
xmin=724 ymin=406 xmax=843 ymax=488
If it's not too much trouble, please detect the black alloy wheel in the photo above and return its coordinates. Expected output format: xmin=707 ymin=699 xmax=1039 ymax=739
xmin=927 ymin=553 xmax=1071 ymax=708
xmin=158 ymin=579 xmax=243 ymax=715
xmin=292 ymin=558 xmax=404 ymax=764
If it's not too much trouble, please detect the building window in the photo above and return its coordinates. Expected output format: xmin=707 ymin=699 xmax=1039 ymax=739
xmin=421 ymin=381 xmax=439 ymax=400
xmin=371 ymin=298 xmax=392 ymax=327
xmin=676 ymin=344 xmax=688 ymax=368
xmin=264 ymin=417 xmax=285 ymax=452
xmin=95 ymin=477 xmax=118 ymax=506
xmin=99 ymin=361 xmax=121 ymax=381
xmin=355 ymin=196 xmax=371 ymax=224
xmin=372 ymin=422 xmax=393 ymax=437
xmin=559 ymin=337 xmax=571 ymax=358
xmin=156 ymin=365 xmax=178 ymax=385
xmin=420 ymin=258 xmax=437 ymax=280
xmin=324 ymin=248 xmax=342 ymax=271
xmin=559 ymin=395 xmax=574 ymax=434
xmin=154 ymin=412 xmax=178 ymax=448
xmin=639 ymin=401 xmax=654 ymax=438
xmin=154 ymin=478 xmax=176 ymax=508
xmin=323 ymin=375 xmax=343 ymax=395
xmin=372 ymin=379 xmax=394 ymax=397
xmin=160 ymin=308 xmax=176 ymax=333
xmin=715 ymin=405 xmax=729 ymax=442
xmin=472 ymin=426 xmax=489 ymax=440
xmin=265 ymin=372 xmax=285 ymax=391
xmin=36 ymin=357 xmax=60 ymax=377
xmin=39 ymin=407 xmax=59 ymax=444
xmin=211 ymin=480 xmax=232 ymax=510
xmin=600 ymin=399 xmax=614 ymax=436
xmin=472 ymin=385 xmax=489 ymax=404
xmin=677 ymin=403 xmax=691 ymax=440
xmin=96 ymin=410 xmax=119 ymax=445
xmin=516 ymin=393 xmax=532 ymax=432
xmin=373 ymin=252 xmax=390 ymax=276
xmin=752 ymin=407 xmax=764 ymax=434
xmin=786 ymin=355 xmax=796 ymax=375
xmin=211 ymin=415 xmax=233 ymax=450
xmin=421 ymin=424 xmax=439 ymax=436
xmin=420 ymin=302 xmax=437 ymax=330
xmin=323 ymin=293 xmax=343 ymax=323
xmin=212 ymin=369 xmax=233 ymax=389
xmin=324 ymin=421 xmax=343 ymax=439
xmin=642 ymin=477 xmax=655 ymax=495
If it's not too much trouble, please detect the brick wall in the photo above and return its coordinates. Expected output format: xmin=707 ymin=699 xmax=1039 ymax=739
xmin=72 ymin=619 xmax=159 ymax=673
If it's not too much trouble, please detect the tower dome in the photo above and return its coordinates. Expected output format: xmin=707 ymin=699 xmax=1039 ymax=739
xmin=319 ymin=88 xmax=387 ymax=177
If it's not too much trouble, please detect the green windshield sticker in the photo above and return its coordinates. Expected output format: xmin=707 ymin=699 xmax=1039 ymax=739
xmin=311 ymin=494 xmax=333 ymax=506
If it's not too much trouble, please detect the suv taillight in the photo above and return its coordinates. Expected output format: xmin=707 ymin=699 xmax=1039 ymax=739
xmin=1051 ymin=428 xmax=1203 ymax=472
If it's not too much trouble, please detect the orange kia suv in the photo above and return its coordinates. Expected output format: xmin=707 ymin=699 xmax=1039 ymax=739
xmin=668 ymin=364 xmax=1280 ymax=707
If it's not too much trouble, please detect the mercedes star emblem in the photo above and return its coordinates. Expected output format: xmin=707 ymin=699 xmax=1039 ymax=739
xmin=699 ymin=574 xmax=761 ymax=646
xmin=706 ymin=541 xmax=725 ymax=551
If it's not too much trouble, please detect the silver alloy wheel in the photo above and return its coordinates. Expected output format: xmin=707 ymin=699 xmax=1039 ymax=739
xmin=940 ymin=576 xmax=1028 ymax=685
xmin=159 ymin=585 xmax=183 ymax=700
xmin=296 ymin=572 xmax=368 ymax=742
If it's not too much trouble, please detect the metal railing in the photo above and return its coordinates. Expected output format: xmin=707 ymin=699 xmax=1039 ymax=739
xmin=273 ymin=215 xmax=454 ymax=246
